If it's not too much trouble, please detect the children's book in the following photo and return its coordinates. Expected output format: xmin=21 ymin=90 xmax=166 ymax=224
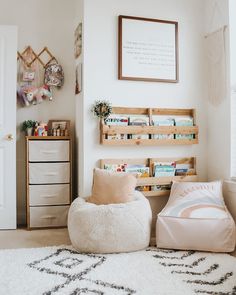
xmin=175 ymin=163 xmax=191 ymax=176
xmin=151 ymin=184 xmax=172 ymax=191
xmin=125 ymin=165 xmax=150 ymax=191
xmin=105 ymin=115 xmax=128 ymax=140
xmin=107 ymin=134 xmax=127 ymax=140
xmin=152 ymin=116 xmax=174 ymax=139
xmin=153 ymin=161 xmax=176 ymax=177
xmin=128 ymin=115 xmax=149 ymax=140
xmin=104 ymin=163 xmax=127 ymax=172
xmin=128 ymin=115 xmax=149 ymax=126
xmin=105 ymin=115 xmax=128 ymax=126
xmin=130 ymin=134 xmax=149 ymax=140
xmin=175 ymin=117 xmax=194 ymax=139
xmin=125 ymin=165 xmax=149 ymax=176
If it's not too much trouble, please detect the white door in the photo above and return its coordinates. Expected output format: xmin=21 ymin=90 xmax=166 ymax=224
xmin=0 ymin=26 xmax=17 ymax=229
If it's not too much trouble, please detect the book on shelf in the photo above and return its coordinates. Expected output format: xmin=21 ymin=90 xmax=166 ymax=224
xmin=125 ymin=165 xmax=150 ymax=191
xmin=130 ymin=134 xmax=149 ymax=140
xmin=151 ymin=184 xmax=172 ymax=191
xmin=175 ymin=117 xmax=194 ymax=139
xmin=103 ymin=163 xmax=150 ymax=191
xmin=152 ymin=116 xmax=174 ymax=139
xmin=104 ymin=163 xmax=127 ymax=172
xmin=105 ymin=115 xmax=128 ymax=140
xmin=153 ymin=161 xmax=176 ymax=177
xmin=128 ymin=115 xmax=149 ymax=126
xmin=125 ymin=165 xmax=149 ymax=176
xmin=128 ymin=115 xmax=149 ymax=140
xmin=107 ymin=134 xmax=128 ymax=140
xmin=175 ymin=163 xmax=191 ymax=176
xmin=105 ymin=115 xmax=128 ymax=126
xmin=103 ymin=114 xmax=195 ymax=142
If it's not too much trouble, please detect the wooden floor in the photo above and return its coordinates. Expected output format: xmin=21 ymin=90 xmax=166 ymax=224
xmin=0 ymin=229 xmax=235 ymax=257
xmin=0 ymin=228 xmax=71 ymax=249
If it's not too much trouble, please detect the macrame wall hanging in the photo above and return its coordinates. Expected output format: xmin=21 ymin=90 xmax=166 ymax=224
xmin=204 ymin=0 xmax=227 ymax=106
xmin=17 ymin=46 xmax=64 ymax=107
xmin=205 ymin=26 xmax=227 ymax=106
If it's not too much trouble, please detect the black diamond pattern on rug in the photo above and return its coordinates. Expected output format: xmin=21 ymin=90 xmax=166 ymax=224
xmin=54 ymin=257 xmax=83 ymax=269
xmin=27 ymin=248 xmax=136 ymax=295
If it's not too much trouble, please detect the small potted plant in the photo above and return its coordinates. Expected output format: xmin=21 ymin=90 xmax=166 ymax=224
xmin=22 ymin=120 xmax=37 ymax=136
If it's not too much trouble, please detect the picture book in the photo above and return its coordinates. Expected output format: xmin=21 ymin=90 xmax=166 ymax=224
xmin=105 ymin=115 xmax=128 ymax=126
xmin=153 ymin=161 xmax=176 ymax=177
xmin=128 ymin=115 xmax=149 ymax=140
xmin=107 ymin=134 xmax=127 ymax=140
xmin=125 ymin=165 xmax=149 ymax=176
xmin=152 ymin=116 xmax=174 ymax=139
xmin=128 ymin=115 xmax=149 ymax=126
xmin=175 ymin=163 xmax=191 ymax=176
xmin=130 ymin=134 xmax=149 ymax=140
xmin=104 ymin=163 xmax=127 ymax=172
xmin=125 ymin=165 xmax=150 ymax=191
xmin=175 ymin=117 xmax=194 ymax=139
xmin=151 ymin=184 xmax=172 ymax=191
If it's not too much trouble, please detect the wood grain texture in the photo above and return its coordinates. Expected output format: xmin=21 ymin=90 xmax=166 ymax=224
xmin=102 ymin=125 xmax=198 ymax=135
xmin=100 ymin=107 xmax=198 ymax=146
xmin=100 ymin=157 xmax=197 ymax=198
xmin=101 ymin=138 xmax=198 ymax=146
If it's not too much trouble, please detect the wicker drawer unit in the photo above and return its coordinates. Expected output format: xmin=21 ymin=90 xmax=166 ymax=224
xmin=26 ymin=136 xmax=72 ymax=229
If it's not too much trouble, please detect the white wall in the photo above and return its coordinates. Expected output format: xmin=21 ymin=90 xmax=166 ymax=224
xmin=205 ymin=0 xmax=231 ymax=181
xmin=0 ymin=0 xmax=76 ymax=224
xmin=79 ymin=0 xmax=208 ymax=200
xmin=223 ymin=1 xmax=236 ymax=223
xmin=203 ymin=0 xmax=236 ymax=222
xmin=229 ymin=0 xmax=236 ymax=88
xmin=229 ymin=0 xmax=236 ymax=178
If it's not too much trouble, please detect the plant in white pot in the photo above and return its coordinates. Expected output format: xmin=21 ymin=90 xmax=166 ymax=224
xmin=22 ymin=120 xmax=37 ymax=136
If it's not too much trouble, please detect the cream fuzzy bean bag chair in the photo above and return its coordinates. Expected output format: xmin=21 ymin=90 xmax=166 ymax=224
xmin=68 ymin=191 xmax=152 ymax=253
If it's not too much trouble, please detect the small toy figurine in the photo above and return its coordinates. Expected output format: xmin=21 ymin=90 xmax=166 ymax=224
xmin=34 ymin=122 xmax=39 ymax=136
xmin=17 ymin=84 xmax=53 ymax=107
xmin=34 ymin=122 xmax=48 ymax=136
xmin=38 ymin=85 xmax=53 ymax=101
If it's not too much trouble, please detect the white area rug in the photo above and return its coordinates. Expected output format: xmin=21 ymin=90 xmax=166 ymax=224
xmin=0 ymin=246 xmax=236 ymax=295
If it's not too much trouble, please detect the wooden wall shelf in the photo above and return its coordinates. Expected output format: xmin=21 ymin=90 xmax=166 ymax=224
xmin=100 ymin=157 xmax=197 ymax=198
xmin=100 ymin=107 xmax=199 ymax=146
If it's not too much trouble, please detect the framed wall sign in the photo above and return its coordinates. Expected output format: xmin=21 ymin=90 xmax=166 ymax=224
xmin=118 ymin=15 xmax=179 ymax=83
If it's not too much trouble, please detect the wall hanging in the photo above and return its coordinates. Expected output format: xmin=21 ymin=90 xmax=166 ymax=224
xmin=205 ymin=26 xmax=227 ymax=106
xmin=74 ymin=23 xmax=82 ymax=59
xmin=118 ymin=15 xmax=179 ymax=83
xmin=17 ymin=46 xmax=64 ymax=107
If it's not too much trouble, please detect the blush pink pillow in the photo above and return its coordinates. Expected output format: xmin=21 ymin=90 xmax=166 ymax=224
xmin=87 ymin=168 xmax=137 ymax=205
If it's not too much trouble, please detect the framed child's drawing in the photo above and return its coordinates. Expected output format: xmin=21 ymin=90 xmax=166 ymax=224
xmin=118 ymin=15 xmax=179 ymax=83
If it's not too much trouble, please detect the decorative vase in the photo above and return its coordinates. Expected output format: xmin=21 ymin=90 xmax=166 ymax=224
xmin=26 ymin=127 xmax=33 ymax=136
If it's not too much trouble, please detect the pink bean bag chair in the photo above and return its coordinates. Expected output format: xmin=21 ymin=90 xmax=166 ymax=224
xmin=156 ymin=181 xmax=236 ymax=252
